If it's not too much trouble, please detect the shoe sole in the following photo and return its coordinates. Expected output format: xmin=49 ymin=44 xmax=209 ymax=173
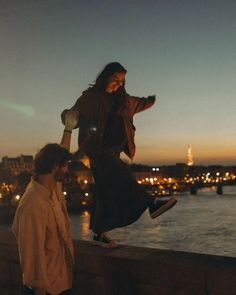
xmin=91 ymin=240 xmax=119 ymax=249
xmin=150 ymin=198 xmax=177 ymax=219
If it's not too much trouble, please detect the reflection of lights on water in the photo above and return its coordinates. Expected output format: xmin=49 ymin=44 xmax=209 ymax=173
xmin=84 ymin=211 xmax=89 ymax=217
xmin=80 ymin=210 xmax=91 ymax=236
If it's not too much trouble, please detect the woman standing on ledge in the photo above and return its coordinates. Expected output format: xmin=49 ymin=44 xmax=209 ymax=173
xmin=62 ymin=62 xmax=177 ymax=247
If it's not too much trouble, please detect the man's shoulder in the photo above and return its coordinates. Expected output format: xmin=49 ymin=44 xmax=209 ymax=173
xmin=17 ymin=187 xmax=49 ymax=215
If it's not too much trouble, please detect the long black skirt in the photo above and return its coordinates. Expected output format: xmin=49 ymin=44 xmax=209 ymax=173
xmin=89 ymin=148 xmax=153 ymax=233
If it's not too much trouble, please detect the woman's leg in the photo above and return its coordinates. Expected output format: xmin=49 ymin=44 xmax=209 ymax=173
xmin=90 ymin=148 xmax=153 ymax=234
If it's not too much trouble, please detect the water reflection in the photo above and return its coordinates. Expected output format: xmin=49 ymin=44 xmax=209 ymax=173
xmin=70 ymin=210 xmax=92 ymax=241
xmin=69 ymin=186 xmax=236 ymax=257
xmin=80 ymin=210 xmax=90 ymax=236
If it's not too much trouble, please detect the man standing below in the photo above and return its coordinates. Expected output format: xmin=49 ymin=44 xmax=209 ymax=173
xmin=12 ymin=111 xmax=77 ymax=295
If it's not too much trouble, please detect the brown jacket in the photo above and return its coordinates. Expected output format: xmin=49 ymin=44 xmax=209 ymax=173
xmin=12 ymin=179 xmax=74 ymax=294
xmin=64 ymin=87 xmax=155 ymax=161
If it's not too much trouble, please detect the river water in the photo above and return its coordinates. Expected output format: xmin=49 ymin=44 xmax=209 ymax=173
xmin=70 ymin=185 xmax=236 ymax=257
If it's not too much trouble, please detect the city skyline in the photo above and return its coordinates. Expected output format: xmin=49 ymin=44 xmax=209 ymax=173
xmin=1 ymin=0 xmax=236 ymax=165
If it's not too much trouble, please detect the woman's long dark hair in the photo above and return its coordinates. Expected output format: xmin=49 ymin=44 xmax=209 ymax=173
xmin=93 ymin=62 xmax=127 ymax=111
xmin=95 ymin=62 xmax=127 ymax=89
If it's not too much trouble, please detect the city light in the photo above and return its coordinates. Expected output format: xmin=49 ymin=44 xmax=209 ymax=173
xmin=0 ymin=153 xmax=236 ymax=212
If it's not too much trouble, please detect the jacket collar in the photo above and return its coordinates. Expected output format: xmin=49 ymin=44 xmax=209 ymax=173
xmin=30 ymin=178 xmax=52 ymax=200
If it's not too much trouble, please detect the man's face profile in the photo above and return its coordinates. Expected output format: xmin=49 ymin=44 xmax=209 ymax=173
xmin=54 ymin=163 xmax=69 ymax=182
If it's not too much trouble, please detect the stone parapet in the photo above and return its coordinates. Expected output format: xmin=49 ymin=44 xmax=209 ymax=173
xmin=0 ymin=229 xmax=236 ymax=295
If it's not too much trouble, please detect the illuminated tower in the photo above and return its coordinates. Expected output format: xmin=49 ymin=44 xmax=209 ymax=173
xmin=187 ymin=145 xmax=193 ymax=166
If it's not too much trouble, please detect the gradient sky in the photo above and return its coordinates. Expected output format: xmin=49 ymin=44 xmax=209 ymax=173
xmin=1 ymin=0 xmax=236 ymax=165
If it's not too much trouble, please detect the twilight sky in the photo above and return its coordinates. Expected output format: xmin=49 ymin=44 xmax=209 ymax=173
xmin=0 ymin=0 xmax=236 ymax=165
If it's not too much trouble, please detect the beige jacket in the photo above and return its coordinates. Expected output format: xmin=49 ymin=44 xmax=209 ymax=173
xmin=12 ymin=179 xmax=74 ymax=294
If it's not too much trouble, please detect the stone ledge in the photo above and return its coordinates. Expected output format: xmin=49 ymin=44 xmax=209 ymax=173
xmin=0 ymin=229 xmax=236 ymax=295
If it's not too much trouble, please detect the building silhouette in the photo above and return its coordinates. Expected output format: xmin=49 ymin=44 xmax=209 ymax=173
xmin=2 ymin=155 xmax=34 ymax=176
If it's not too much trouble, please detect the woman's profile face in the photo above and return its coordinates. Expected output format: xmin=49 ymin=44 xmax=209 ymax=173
xmin=106 ymin=72 xmax=126 ymax=93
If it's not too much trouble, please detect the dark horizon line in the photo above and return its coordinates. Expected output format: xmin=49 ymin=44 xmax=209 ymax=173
xmin=131 ymin=162 xmax=236 ymax=168
xmin=0 ymin=155 xmax=235 ymax=168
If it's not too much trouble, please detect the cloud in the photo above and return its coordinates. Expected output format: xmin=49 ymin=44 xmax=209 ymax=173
xmin=0 ymin=101 xmax=35 ymax=117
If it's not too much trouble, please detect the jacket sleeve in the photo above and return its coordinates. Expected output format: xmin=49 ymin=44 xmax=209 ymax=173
xmin=61 ymin=90 xmax=98 ymax=129
xmin=61 ymin=90 xmax=103 ymax=161
xmin=127 ymin=94 xmax=156 ymax=115
xmin=16 ymin=208 xmax=49 ymax=290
